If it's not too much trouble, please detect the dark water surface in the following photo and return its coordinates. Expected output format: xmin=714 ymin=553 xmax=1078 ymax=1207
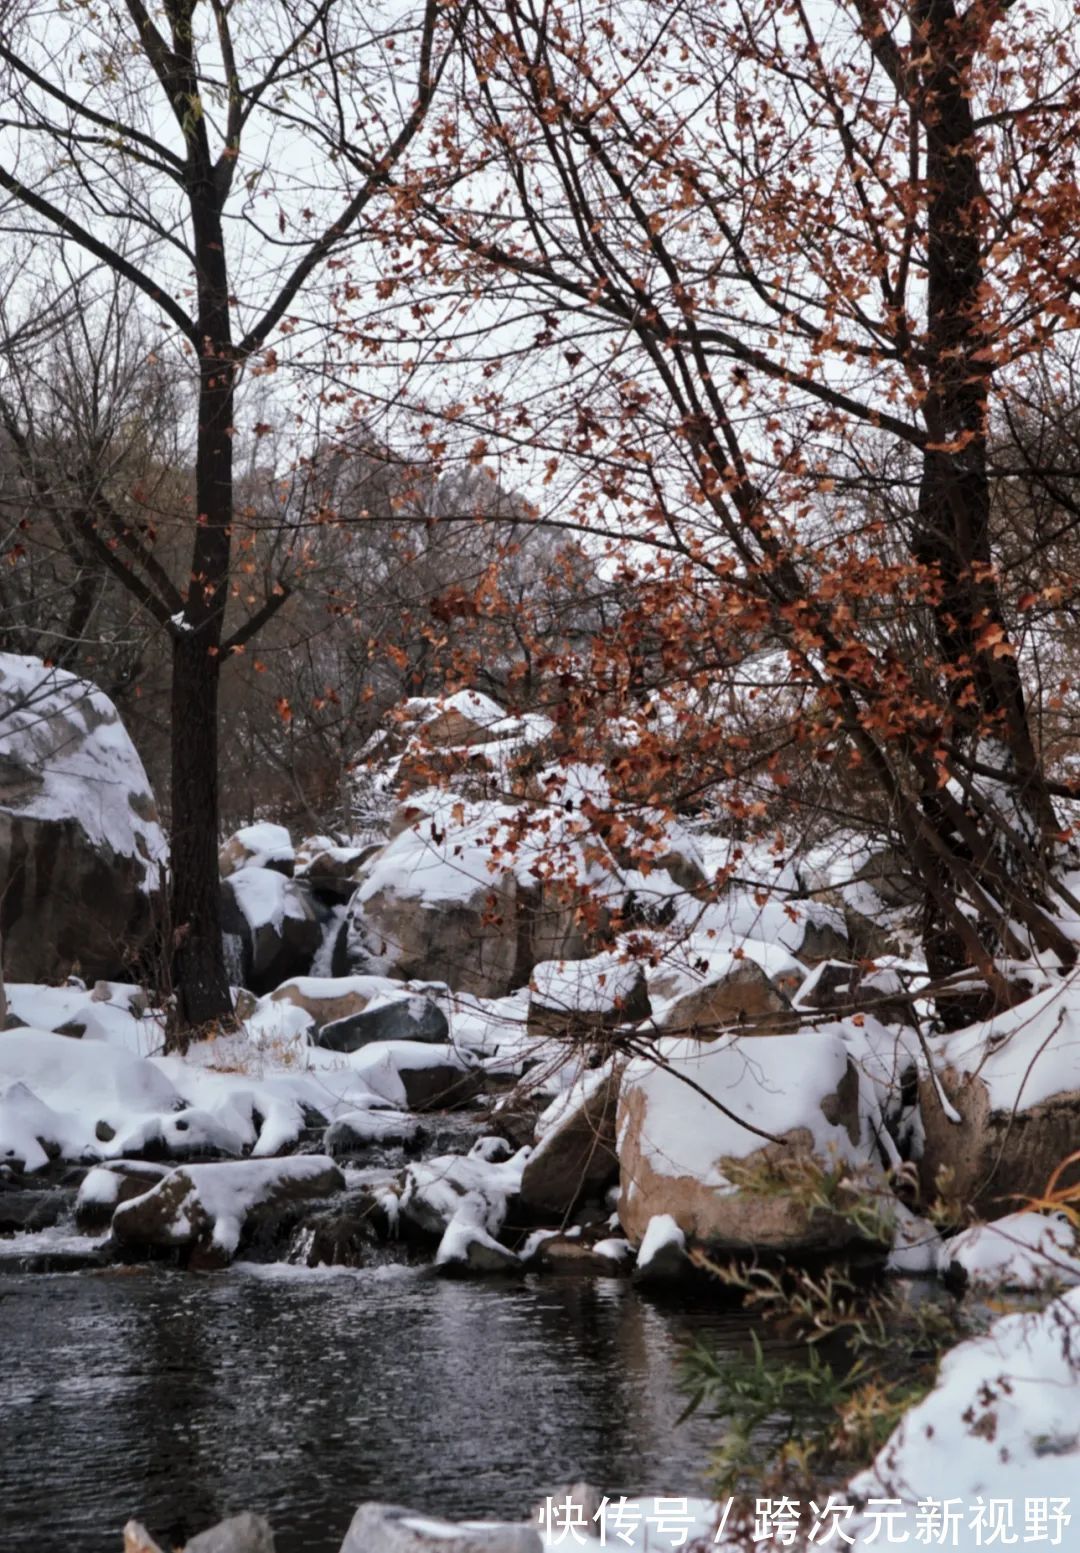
xmin=0 ymin=1263 xmax=768 ymax=1553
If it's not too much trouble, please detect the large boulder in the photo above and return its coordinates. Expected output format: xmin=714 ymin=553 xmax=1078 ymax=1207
xmin=112 ymin=1156 xmax=345 ymax=1266
xmin=527 ymin=952 xmax=650 ymax=1039
xmin=0 ymin=654 xmax=166 ymax=982
xmin=334 ymin=795 xmax=615 ymax=996
xmin=519 ymin=1064 xmax=622 ymax=1218
xmin=648 ymin=955 xmax=795 ymax=1036
xmin=221 ymin=869 xmax=323 ymax=995
xmin=268 ymin=973 xmax=398 ymax=1031
xmin=315 ymin=994 xmax=449 ymax=1054
xmin=616 ymin=1032 xmax=879 ymax=1255
xmin=916 ymin=984 xmax=1080 ymax=1221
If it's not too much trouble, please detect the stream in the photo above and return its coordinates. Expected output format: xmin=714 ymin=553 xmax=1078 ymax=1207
xmin=0 ymin=1260 xmax=789 ymax=1553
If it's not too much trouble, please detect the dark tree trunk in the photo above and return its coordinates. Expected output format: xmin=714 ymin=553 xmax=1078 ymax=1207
xmin=167 ymin=174 xmax=236 ymax=1027
xmin=169 ymin=631 xmax=228 ymax=1023
xmin=913 ymin=0 xmax=1068 ymax=1003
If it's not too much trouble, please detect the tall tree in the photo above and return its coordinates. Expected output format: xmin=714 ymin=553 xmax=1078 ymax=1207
xmin=387 ymin=0 xmax=1080 ymax=1006
xmin=0 ymin=0 xmax=458 ymax=1024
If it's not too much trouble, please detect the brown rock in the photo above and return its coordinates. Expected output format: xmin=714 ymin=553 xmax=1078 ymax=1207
xmin=655 ymin=959 xmax=796 ymax=1036
xmin=270 ymin=980 xmax=372 ymax=1029
xmin=616 ymin=1039 xmax=872 ymax=1255
xmin=520 ymin=1067 xmax=622 ymax=1218
xmin=112 ymin=1158 xmax=345 ymax=1264
xmin=917 ymin=1068 xmax=1080 ymax=1223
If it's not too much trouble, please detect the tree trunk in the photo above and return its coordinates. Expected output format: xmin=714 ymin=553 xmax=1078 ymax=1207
xmin=167 ymin=180 xmax=236 ymax=1027
xmin=169 ymin=632 xmax=229 ymax=1024
xmin=913 ymin=0 xmax=1067 ymax=1002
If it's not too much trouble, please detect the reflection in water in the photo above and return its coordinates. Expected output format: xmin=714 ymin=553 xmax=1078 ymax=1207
xmin=0 ymin=1265 xmax=763 ymax=1553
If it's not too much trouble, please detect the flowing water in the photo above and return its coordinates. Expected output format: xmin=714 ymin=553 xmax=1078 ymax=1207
xmin=0 ymin=1261 xmax=781 ymax=1553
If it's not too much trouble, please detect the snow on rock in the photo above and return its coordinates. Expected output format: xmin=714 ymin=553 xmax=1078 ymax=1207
xmin=400 ymin=1147 xmax=528 ymax=1240
xmin=314 ymin=993 xmax=449 ymax=1054
xmin=342 ymin=1040 xmax=482 ymax=1112
xmin=4 ymin=982 xmax=163 ymax=1055
xmin=844 ymin=1287 xmax=1080 ymax=1551
xmin=520 ymin=1061 xmax=622 ymax=1218
xmin=646 ymin=951 xmax=795 ymax=1036
xmin=0 ymin=1027 xmax=345 ymax=1170
xmin=0 ymin=654 xmax=166 ymax=982
xmin=75 ymin=1161 xmax=172 ymax=1231
xmin=617 ymin=1031 xmax=883 ymax=1255
xmin=917 ymin=978 xmax=1080 ymax=1218
xmin=267 ymin=973 xmax=412 ymax=1032
xmin=528 ymin=951 xmax=650 ymax=1033
xmin=434 ymin=1217 xmax=523 ymax=1276
xmin=219 ymin=822 xmax=294 ymax=878
xmin=325 ymin=1109 xmax=422 ymax=1154
xmin=111 ymin=1155 xmax=345 ymax=1265
xmin=941 ymin=1211 xmax=1080 ymax=1290
xmin=634 ymin=1212 xmax=688 ymax=1284
xmin=221 ymin=866 xmax=322 ymax=995
xmin=335 ymin=792 xmax=618 ymax=997
xmin=886 ymin=1204 xmax=944 ymax=1276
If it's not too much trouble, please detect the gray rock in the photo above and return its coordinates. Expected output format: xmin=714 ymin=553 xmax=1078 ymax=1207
xmin=399 ymin=1062 xmax=484 ymax=1114
xmin=339 ymin=1503 xmax=541 ymax=1553
xmin=314 ymin=996 xmax=449 ymax=1053
xmin=185 ymin=1512 xmax=275 ymax=1553
xmin=0 ymin=655 xmax=166 ymax=984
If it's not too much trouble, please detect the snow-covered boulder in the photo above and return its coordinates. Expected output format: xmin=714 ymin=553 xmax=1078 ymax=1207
xmin=268 ymin=973 xmax=398 ymax=1031
xmin=345 ymin=1040 xmax=483 ymax=1113
xmin=314 ymin=994 xmax=449 ymax=1054
xmin=0 ymin=654 xmax=166 ymax=982
xmin=844 ymin=1288 xmax=1080 ymax=1551
xmin=219 ymin=822 xmax=294 ymax=878
xmin=75 ymin=1161 xmax=172 ymax=1231
xmin=335 ymin=795 xmax=615 ymax=996
xmin=221 ymin=867 xmax=322 ymax=995
xmin=519 ymin=1063 xmax=622 ymax=1218
xmin=648 ymin=954 xmax=795 ymax=1036
xmin=633 ymin=1212 xmax=689 ymax=1284
xmin=111 ymin=1156 xmax=345 ymax=1266
xmin=339 ymin=1503 xmax=541 ymax=1553
xmin=324 ymin=1110 xmax=422 ymax=1155
xmin=0 ymin=1029 xmax=180 ymax=1171
xmin=917 ymin=982 xmax=1080 ymax=1219
xmin=616 ymin=1032 xmax=880 ymax=1255
xmin=941 ymin=1210 xmax=1080 ymax=1291
xmin=435 ymin=1217 xmax=523 ymax=1276
xmin=400 ymin=1146 xmax=527 ymax=1241
xmin=527 ymin=952 xmax=649 ymax=1037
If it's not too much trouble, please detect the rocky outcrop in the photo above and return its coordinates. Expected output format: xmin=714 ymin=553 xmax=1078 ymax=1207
xmin=221 ymin=869 xmax=323 ymax=995
xmin=519 ymin=1065 xmax=622 ymax=1218
xmin=0 ymin=654 xmax=166 ymax=983
xmin=527 ymin=952 xmax=650 ymax=1038
xmin=649 ymin=957 xmax=795 ymax=1036
xmin=111 ymin=1157 xmax=345 ymax=1267
xmin=335 ymin=797 xmax=612 ymax=997
xmin=616 ymin=1033 xmax=877 ymax=1255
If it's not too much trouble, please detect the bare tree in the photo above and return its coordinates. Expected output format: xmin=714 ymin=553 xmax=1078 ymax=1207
xmin=0 ymin=0 xmax=459 ymax=1024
